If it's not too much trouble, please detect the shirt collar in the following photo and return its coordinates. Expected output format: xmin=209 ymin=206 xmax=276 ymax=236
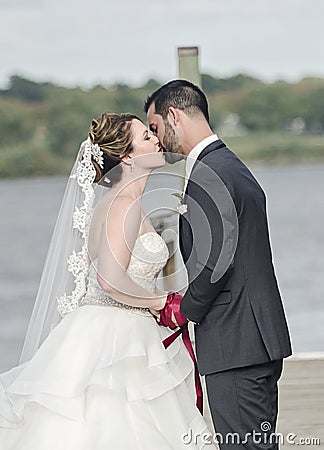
xmin=184 ymin=134 xmax=219 ymax=191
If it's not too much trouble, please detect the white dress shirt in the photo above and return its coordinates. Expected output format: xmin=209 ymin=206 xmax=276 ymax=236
xmin=183 ymin=134 xmax=219 ymax=194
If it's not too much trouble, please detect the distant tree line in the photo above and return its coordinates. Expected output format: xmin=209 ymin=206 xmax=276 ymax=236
xmin=0 ymin=74 xmax=323 ymax=176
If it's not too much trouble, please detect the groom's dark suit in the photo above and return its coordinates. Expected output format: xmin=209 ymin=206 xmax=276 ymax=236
xmin=179 ymin=139 xmax=292 ymax=449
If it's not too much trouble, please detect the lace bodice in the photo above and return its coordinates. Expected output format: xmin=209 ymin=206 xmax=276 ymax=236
xmin=80 ymin=232 xmax=169 ymax=312
xmin=127 ymin=232 xmax=169 ymax=292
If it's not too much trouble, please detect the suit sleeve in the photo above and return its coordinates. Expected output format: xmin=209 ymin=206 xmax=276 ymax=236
xmin=180 ymin=164 xmax=238 ymax=324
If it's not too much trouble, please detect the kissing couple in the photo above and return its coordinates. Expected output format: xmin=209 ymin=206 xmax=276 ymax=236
xmin=0 ymin=80 xmax=291 ymax=449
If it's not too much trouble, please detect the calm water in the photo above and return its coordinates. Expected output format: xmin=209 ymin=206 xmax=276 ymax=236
xmin=0 ymin=164 xmax=323 ymax=371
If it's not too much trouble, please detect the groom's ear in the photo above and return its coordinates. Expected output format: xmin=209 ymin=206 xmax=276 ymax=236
xmin=167 ymin=107 xmax=181 ymax=126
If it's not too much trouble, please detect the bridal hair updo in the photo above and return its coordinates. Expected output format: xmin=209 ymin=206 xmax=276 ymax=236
xmin=89 ymin=112 xmax=140 ymax=185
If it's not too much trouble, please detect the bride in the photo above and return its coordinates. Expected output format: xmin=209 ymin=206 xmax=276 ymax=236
xmin=0 ymin=113 xmax=215 ymax=449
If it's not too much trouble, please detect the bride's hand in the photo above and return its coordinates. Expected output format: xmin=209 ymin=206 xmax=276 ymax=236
xmin=150 ymin=294 xmax=167 ymax=322
xmin=152 ymin=308 xmax=179 ymax=327
xmin=153 ymin=293 xmax=167 ymax=311
xmin=150 ymin=309 xmax=161 ymax=322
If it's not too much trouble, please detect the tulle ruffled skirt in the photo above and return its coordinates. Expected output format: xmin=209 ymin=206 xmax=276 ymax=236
xmin=0 ymin=305 xmax=214 ymax=449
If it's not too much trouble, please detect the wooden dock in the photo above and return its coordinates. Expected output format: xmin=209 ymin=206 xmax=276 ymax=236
xmin=202 ymin=355 xmax=324 ymax=449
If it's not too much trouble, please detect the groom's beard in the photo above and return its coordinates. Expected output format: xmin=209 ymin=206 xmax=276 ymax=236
xmin=162 ymin=122 xmax=184 ymax=164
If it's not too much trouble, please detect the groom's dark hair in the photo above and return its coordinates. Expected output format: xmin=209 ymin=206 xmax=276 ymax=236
xmin=144 ymin=79 xmax=209 ymax=123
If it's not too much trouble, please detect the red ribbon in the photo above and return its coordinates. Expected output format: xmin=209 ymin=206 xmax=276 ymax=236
xmin=159 ymin=292 xmax=203 ymax=415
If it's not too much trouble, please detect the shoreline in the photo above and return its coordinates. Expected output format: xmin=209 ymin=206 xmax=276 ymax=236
xmin=0 ymin=160 xmax=324 ymax=181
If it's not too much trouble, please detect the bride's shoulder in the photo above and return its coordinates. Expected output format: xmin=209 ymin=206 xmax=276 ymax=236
xmin=96 ymin=193 xmax=141 ymax=230
xmin=94 ymin=191 xmax=133 ymax=213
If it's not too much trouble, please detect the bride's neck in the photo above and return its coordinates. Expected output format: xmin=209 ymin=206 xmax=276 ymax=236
xmin=114 ymin=169 xmax=150 ymax=200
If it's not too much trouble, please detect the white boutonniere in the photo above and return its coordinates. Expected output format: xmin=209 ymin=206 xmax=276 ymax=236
xmin=172 ymin=192 xmax=188 ymax=215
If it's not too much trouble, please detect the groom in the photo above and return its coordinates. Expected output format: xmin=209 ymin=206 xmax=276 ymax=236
xmin=145 ymin=80 xmax=292 ymax=449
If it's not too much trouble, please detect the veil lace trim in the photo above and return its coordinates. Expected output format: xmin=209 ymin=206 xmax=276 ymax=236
xmin=56 ymin=138 xmax=103 ymax=317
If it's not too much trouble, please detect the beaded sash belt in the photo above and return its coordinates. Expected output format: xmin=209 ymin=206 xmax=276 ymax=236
xmin=79 ymin=294 xmax=151 ymax=317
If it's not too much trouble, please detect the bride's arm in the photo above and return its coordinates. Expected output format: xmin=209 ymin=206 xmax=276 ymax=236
xmin=96 ymin=195 xmax=167 ymax=310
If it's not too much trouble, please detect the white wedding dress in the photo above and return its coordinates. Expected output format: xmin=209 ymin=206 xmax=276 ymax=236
xmin=0 ymin=232 xmax=214 ymax=449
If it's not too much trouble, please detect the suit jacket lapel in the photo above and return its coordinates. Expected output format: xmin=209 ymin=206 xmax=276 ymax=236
xmin=183 ymin=139 xmax=225 ymax=196
xmin=194 ymin=138 xmax=225 ymax=167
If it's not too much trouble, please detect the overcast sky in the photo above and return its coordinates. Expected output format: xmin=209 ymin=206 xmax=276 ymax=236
xmin=0 ymin=0 xmax=323 ymax=88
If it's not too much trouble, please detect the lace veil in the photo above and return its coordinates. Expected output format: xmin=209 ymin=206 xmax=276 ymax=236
xmin=19 ymin=138 xmax=105 ymax=364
